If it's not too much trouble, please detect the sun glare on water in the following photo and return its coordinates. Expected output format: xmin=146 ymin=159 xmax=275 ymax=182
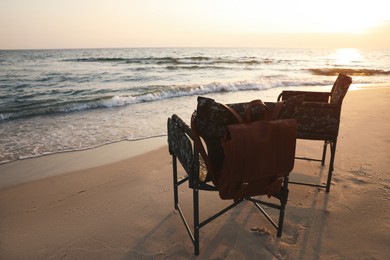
xmin=334 ymin=48 xmax=363 ymax=66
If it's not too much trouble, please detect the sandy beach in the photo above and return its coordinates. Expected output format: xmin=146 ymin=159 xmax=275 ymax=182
xmin=1 ymin=85 xmax=389 ymax=259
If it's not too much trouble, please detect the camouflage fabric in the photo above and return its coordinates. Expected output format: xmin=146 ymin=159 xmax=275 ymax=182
xmin=296 ymin=103 xmax=341 ymax=138
xmin=167 ymin=115 xmax=196 ymax=178
xmin=278 ymin=91 xmax=329 ymax=103
xmin=195 ymin=96 xmax=269 ymax=139
xmin=278 ymin=95 xmax=305 ymax=119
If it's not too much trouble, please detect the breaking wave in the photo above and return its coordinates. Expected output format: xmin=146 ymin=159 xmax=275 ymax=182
xmin=0 ymin=78 xmax=330 ymax=121
xmin=308 ymin=68 xmax=390 ymax=76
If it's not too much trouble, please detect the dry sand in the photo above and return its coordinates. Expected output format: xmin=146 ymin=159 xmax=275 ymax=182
xmin=0 ymin=85 xmax=389 ymax=259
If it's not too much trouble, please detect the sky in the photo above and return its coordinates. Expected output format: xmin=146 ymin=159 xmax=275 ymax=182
xmin=0 ymin=0 xmax=389 ymax=50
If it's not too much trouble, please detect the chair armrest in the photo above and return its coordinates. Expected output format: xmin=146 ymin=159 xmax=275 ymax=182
xmin=278 ymin=90 xmax=330 ymax=103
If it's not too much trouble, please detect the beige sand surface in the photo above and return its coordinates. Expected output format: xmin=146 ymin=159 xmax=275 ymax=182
xmin=0 ymin=136 xmax=167 ymax=189
xmin=0 ymin=86 xmax=389 ymax=259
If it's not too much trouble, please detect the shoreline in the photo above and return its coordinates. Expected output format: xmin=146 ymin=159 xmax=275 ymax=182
xmin=0 ymin=85 xmax=389 ymax=259
xmin=0 ymin=81 xmax=387 ymax=166
xmin=1 ymin=83 xmax=388 ymax=190
xmin=0 ymin=136 xmax=167 ymax=190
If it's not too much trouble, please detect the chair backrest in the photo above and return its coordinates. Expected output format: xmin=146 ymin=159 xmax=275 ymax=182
xmin=193 ymin=97 xmax=269 ymax=181
xmin=330 ymin=73 xmax=352 ymax=105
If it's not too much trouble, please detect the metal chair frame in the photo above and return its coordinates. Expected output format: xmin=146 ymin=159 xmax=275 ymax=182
xmin=277 ymin=73 xmax=352 ymax=192
xmin=168 ymin=113 xmax=289 ymax=255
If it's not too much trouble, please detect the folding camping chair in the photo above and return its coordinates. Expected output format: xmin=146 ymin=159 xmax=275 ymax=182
xmin=167 ymin=97 xmax=296 ymax=255
xmin=277 ymin=73 xmax=352 ymax=192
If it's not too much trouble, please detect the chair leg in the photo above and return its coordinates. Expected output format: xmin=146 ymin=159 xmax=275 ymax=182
xmin=193 ymin=187 xmax=200 ymax=255
xmin=326 ymin=141 xmax=337 ymax=192
xmin=277 ymin=176 xmax=289 ymax=237
xmin=172 ymin=156 xmax=179 ymax=209
xmin=321 ymin=141 xmax=328 ymax=166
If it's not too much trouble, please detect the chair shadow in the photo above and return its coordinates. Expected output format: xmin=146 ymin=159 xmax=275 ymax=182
xmin=199 ymin=200 xmax=283 ymax=259
xmin=122 ymin=213 xmax=196 ymax=259
xmin=289 ymin=164 xmax=331 ymax=259
xmin=122 ymin=162 xmax=331 ymax=259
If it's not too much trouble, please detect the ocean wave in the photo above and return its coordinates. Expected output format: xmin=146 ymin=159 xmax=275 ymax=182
xmin=63 ymin=56 xmax=272 ymax=66
xmin=0 ymin=79 xmax=331 ymax=122
xmin=308 ymin=68 xmax=390 ymax=76
xmin=166 ymin=65 xmax=228 ymax=70
xmin=0 ymin=83 xmax=255 ymax=120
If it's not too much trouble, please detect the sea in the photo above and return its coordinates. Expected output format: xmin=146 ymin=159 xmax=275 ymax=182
xmin=1 ymin=48 xmax=389 ymax=165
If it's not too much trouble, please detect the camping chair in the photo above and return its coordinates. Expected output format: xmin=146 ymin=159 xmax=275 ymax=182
xmin=277 ymin=73 xmax=352 ymax=192
xmin=167 ymin=97 xmax=296 ymax=255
